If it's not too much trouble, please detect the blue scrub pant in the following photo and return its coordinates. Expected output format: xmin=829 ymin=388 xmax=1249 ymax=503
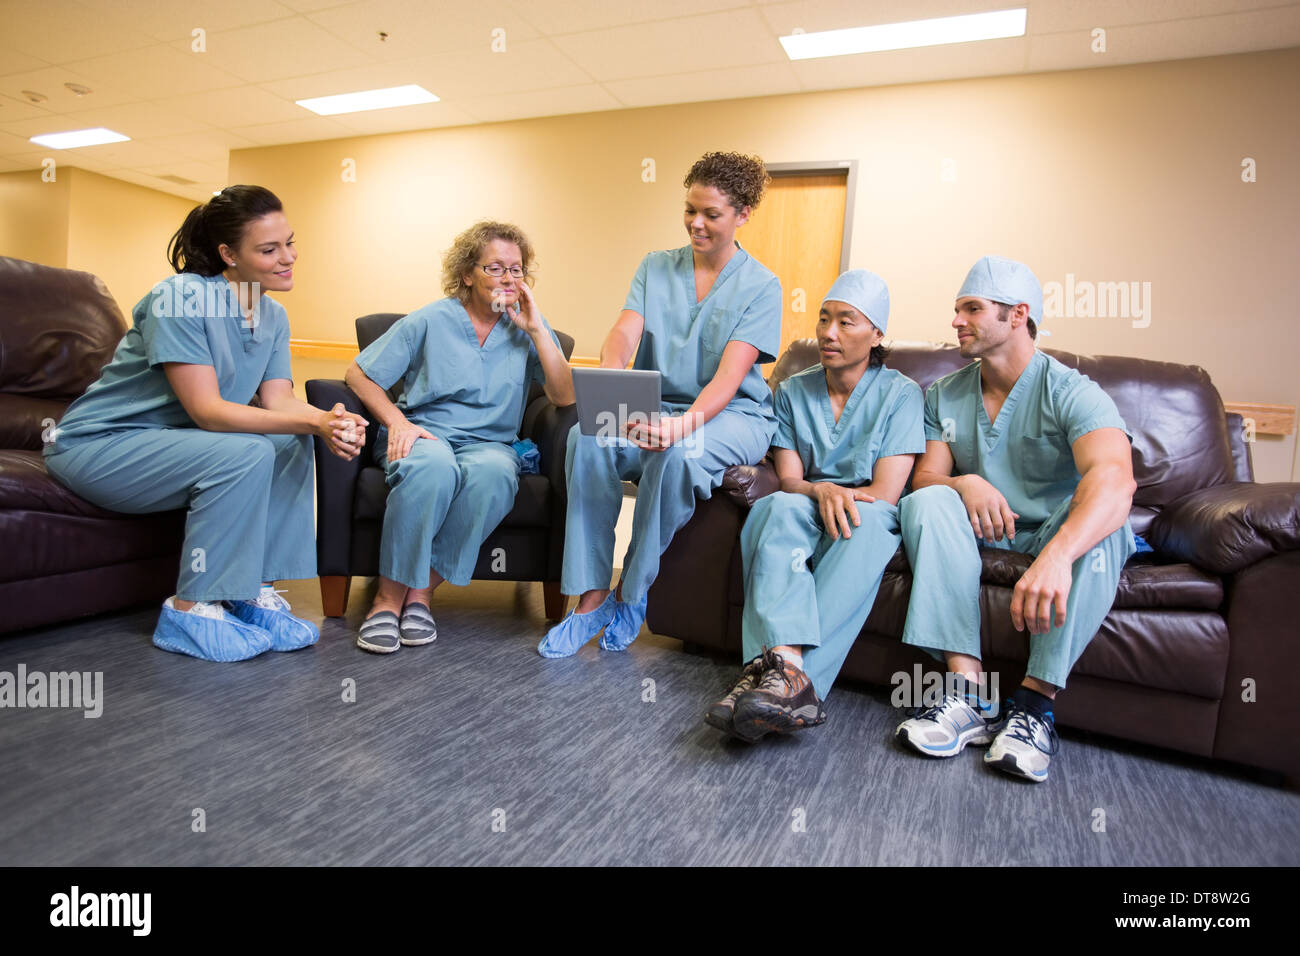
xmin=740 ymin=492 xmax=900 ymax=699
xmin=898 ymin=484 xmax=1135 ymax=688
xmin=374 ymin=436 xmax=519 ymax=590
xmin=45 ymin=429 xmax=316 ymax=601
xmin=561 ymin=403 xmax=774 ymax=605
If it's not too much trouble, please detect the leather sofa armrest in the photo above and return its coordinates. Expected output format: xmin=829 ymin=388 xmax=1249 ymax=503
xmin=721 ymin=459 xmax=781 ymax=508
xmin=523 ymin=397 xmax=578 ymax=499
xmin=1145 ymin=481 xmax=1300 ymax=574
xmin=305 ymin=379 xmax=369 ymax=574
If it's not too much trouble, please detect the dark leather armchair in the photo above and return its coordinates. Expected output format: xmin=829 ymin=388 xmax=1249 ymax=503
xmin=648 ymin=339 xmax=1300 ymax=780
xmin=306 ymin=313 xmax=577 ymax=620
xmin=0 ymin=256 xmax=184 ymax=633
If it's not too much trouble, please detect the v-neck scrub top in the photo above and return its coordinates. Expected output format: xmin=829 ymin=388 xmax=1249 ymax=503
xmin=624 ymin=244 xmax=781 ymax=418
xmin=49 ymin=272 xmax=291 ymax=447
xmin=355 ymin=297 xmax=560 ymax=447
xmin=922 ymin=350 xmax=1129 ymax=527
xmin=773 ymin=364 xmax=926 ymax=484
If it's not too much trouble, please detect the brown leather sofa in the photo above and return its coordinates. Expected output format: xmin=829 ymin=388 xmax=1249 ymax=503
xmin=648 ymin=339 xmax=1300 ymax=780
xmin=0 ymin=256 xmax=183 ymax=633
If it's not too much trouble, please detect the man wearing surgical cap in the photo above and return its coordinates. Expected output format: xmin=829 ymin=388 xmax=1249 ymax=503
xmin=705 ymin=270 xmax=925 ymax=743
xmin=894 ymin=255 xmax=1137 ymax=782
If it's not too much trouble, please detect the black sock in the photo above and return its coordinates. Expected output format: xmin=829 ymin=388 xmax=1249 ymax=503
xmin=1010 ymin=685 xmax=1054 ymax=721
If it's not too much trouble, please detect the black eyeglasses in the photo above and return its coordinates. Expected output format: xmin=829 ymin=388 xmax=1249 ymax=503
xmin=478 ymin=262 xmax=527 ymax=278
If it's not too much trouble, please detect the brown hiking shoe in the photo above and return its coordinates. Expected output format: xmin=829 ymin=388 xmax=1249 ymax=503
xmin=704 ymin=657 xmax=768 ymax=736
xmin=732 ymin=649 xmax=826 ymax=742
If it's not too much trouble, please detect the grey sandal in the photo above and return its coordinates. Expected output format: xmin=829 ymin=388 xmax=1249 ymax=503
xmin=399 ymin=602 xmax=438 ymax=646
xmin=357 ymin=610 xmax=401 ymax=654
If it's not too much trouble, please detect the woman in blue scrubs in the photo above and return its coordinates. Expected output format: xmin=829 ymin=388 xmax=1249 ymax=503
xmin=346 ymin=221 xmax=574 ymax=655
xmin=44 ymin=185 xmax=367 ymax=662
xmin=539 ymin=151 xmax=782 ymax=658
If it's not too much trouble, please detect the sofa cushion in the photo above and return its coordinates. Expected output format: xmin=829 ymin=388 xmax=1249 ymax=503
xmin=0 ymin=450 xmax=126 ymax=517
xmin=974 ymin=549 xmax=1223 ymax=611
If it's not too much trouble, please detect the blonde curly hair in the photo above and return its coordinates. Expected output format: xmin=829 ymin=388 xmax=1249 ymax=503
xmin=441 ymin=221 xmax=536 ymax=303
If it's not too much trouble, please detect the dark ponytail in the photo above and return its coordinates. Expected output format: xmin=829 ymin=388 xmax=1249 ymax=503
xmin=167 ymin=185 xmax=284 ymax=276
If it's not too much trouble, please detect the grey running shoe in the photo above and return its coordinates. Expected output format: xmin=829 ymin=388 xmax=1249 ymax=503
xmin=984 ymin=700 xmax=1059 ymax=783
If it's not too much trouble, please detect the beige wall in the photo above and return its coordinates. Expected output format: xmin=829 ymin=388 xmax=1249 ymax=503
xmin=1 ymin=166 xmax=196 ymax=322
xmin=223 ymin=47 xmax=1295 ymax=483
xmin=0 ymin=169 xmax=71 ymax=267
xmin=64 ymin=168 xmax=197 ymax=321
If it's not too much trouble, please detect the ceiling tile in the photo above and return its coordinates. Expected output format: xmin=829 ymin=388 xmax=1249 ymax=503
xmin=40 ymin=101 xmax=216 ymax=140
xmin=0 ymin=93 xmax=58 ymax=122
xmin=552 ymin=8 xmax=784 ymax=82
xmin=149 ymin=85 xmax=306 ymax=128
xmin=759 ymin=0 xmax=999 ymax=36
xmin=62 ymin=44 xmax=245 ymax=99
xmin=0 ymin=46 xmax=53 ymax=76
xmin=308 ymin=0 xmax=537 ymax=59
xmin=0 ymin=65 xmax=141 ymax=112
xmin=505 ymin=0 xmax=751 ymax=36
xmin=1029 ymin=0 xmax=1289 ymax=34
xmin=259 ymin=58 xmax=437 ymax=101
xmin=227 ymin=115 xmax=355 ymax=145
xmin=328 ymin=100 xmax=479 ymax=134
xmin=414 ymin=38 xmax=595 ymax=99
xmin=458 ymin=82 xmax=623 ymax=123
xmin=604 ymin=62 xmax=804 ymax=108
xmin=106 ymin=0 xmax=300 ymax=43
xmin=0 ymin=0 xmax=158 ymax=63
xmin=143 ymin=128 xmax=259 ymax=163
xmin=174 ymin=16 xmax=377 ymax=82
xmin=93 ymin=166 xmax=214 ymax=201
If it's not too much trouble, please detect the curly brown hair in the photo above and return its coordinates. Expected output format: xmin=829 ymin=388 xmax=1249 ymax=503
xmin=683 ymin=151 xmax=770 ymax=211
xmin=441 ymin=221 xmax=536 ymax=303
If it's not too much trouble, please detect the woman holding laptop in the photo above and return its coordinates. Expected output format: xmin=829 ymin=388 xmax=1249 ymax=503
xmin=539 ymin=151 xmax=782 ymax=658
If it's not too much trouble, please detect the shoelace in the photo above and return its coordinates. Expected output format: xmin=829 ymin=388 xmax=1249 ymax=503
xmin=905 ymin=693 xmax=977 ymax=722
xmin=1001 ymin=701 xmax=1060 ymax=756
xmin=725 ymin=659 xmax=766 ymax=702
xmin=755 ymin=650 xmax=800 ymax=693
xmin=250 ymin=587 xmax=290 ymax=611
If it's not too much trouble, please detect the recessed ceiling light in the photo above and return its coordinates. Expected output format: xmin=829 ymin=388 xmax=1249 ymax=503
xmin=780 ymin=8 xmax=1027 ymax=60
xmin=30 ymin=127 xmax=130 ymax=149
xmin=296 ymin=84 xmax=438 ymax=116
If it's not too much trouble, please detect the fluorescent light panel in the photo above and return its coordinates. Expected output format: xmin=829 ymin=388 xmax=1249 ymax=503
xmin=29 ymin=127 xmax=130 ymax=149
xmin=781 ymin=8 xmax=1027 ymax=60
xmin=296 ymin=84 xmax=438 ymax=116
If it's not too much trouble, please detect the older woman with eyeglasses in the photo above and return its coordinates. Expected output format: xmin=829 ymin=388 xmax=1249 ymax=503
xmin=345 ymin=221 xmax=574 ymax=655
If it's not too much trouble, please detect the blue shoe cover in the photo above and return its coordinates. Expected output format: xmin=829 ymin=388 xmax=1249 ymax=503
xmin=599 ymin=591 xmax=648 ymax=652
xmin=537 ymin=591 xmax=617 ymax=659
xmin=153 ymin=601 xmax=273 ymax=662
xmin=226 ymin=595 xmax=319 ymax=652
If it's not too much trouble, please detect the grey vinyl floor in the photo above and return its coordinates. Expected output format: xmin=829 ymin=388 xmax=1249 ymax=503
xmin=1 ymin=577 xmax=1296 ymax=867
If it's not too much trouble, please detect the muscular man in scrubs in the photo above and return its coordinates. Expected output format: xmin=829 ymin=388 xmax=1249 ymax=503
xmin=894 ymin=256 xmax=1137 ymax=782
xmin=45 ymin=185 xmax=366 ymax=661
xmin=347 ymin=221 xmax=573 ymax=654
xmin=538 ymin=152 xmax=781 ymax=659
xmin=705 ymin=270 xmax=924 ymax=742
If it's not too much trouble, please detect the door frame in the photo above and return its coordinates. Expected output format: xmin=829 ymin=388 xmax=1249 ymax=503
xmin=764 ymin=160 xmax=857 ymax=273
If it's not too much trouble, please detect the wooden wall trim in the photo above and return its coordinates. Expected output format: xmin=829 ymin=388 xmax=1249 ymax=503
xmin=1224 ymin=402 xmax=1296 ymax=436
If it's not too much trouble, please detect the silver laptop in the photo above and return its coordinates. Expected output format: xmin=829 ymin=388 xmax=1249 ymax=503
xmin=572 ymin=367 xmax=662 ymax=439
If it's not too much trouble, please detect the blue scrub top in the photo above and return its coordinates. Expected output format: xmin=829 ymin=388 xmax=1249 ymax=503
xmin=923 ymin=350 xmax=1130 ymax=526
xmin=774 ymin=364 xmax=925 ymax=485
xmin=356 ymin=296 xmax=560 ymax=447
xmin=624 ymin=244 xmax=780 ymax=419
xmin=47 ymin=272 xmax=292 ymax=449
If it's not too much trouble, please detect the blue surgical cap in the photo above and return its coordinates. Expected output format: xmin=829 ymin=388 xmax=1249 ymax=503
xmin=821 ymin=269 xmax=891 ymax=335
xmin=956 ymin=256 xmax=1042 ymax=322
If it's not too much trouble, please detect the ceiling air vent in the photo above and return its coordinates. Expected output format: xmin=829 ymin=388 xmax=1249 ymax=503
xmin=156 ymin=174 xmax=197 ymax=185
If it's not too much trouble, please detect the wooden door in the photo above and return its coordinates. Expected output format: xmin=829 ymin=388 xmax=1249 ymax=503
xmin=737 ymin=172 xmax=848 ymax=361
